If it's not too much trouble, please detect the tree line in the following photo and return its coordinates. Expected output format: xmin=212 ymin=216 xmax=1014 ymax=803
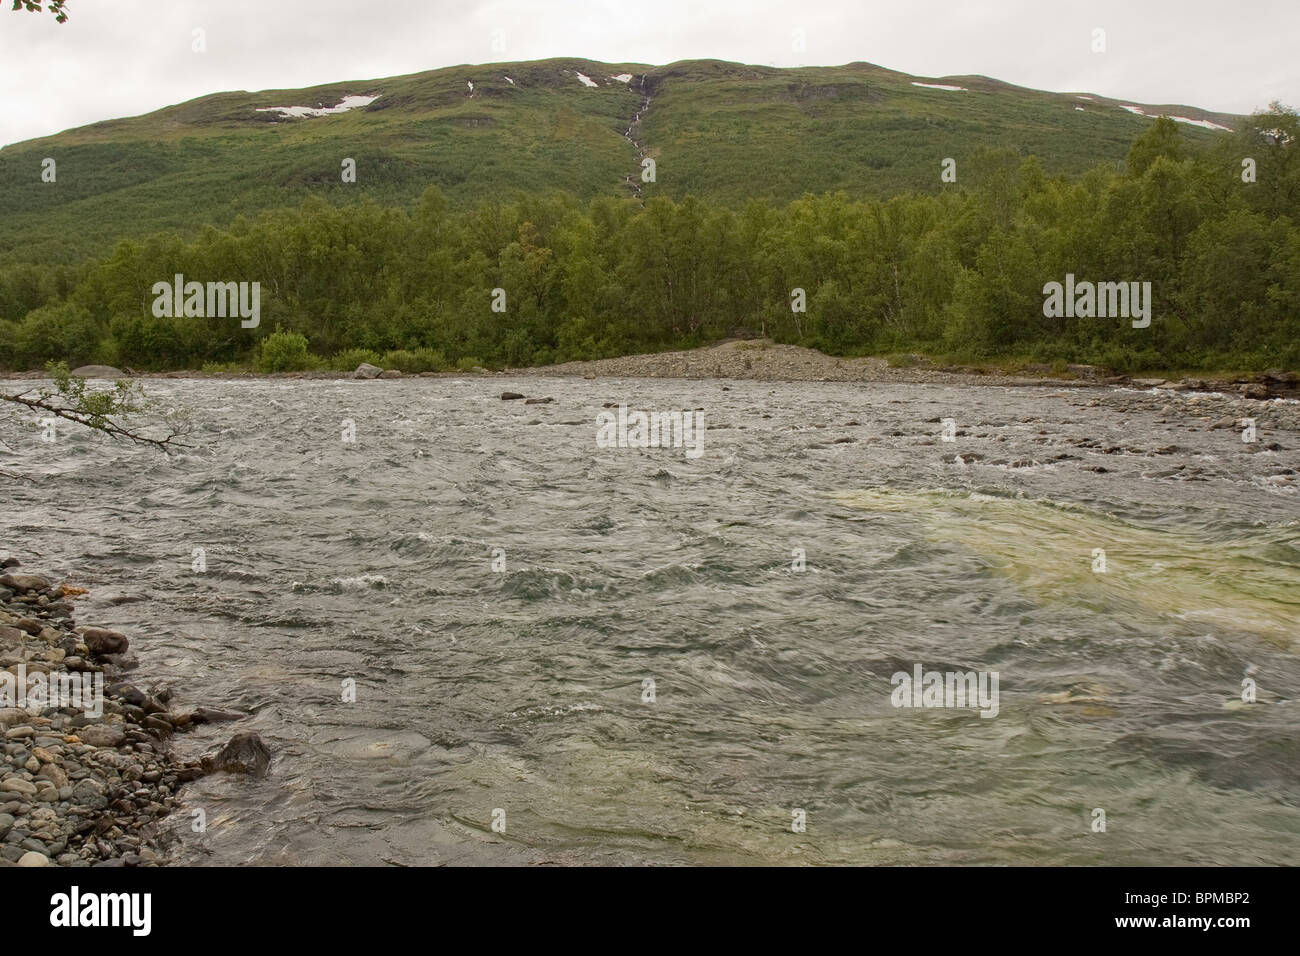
xmin=2 ymin=104 xmax=1297 ymax=375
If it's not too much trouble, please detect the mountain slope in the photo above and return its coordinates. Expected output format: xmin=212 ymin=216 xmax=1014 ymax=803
xmin=0 ymin=57 xmax=1239 ymax=263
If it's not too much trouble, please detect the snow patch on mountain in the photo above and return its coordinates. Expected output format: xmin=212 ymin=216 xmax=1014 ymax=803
xmin=911 ymin=82 xmax=966 ymax=92
xmin=1169 ymin=115 xmax=1232 ymax=132
xmin=256 ymin=95 xmax=379 ymax=118
xmin=1119 ymin=104 xmax=1230 ymax=131
xmin=575 ymin=72 xmax=598 ymax=88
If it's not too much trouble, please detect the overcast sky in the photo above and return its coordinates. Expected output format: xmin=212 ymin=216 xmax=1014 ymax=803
xmin=2 ymin=0 xmax=1296 ymax=147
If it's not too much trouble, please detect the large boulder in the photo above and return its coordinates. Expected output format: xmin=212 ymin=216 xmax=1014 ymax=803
xmin=204 ymin=732 xmax=272 ymax=777
xmin=353 ymin=363 xmax=382 ymax=379
xmin=378 ymin=369 xmax=402 ymax=379
xmin=69 ymin=365 xmax=126 ymax=379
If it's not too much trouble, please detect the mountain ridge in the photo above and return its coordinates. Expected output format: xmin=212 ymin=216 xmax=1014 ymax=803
xmin=0 ymin=57 xmax=1242 ymax=263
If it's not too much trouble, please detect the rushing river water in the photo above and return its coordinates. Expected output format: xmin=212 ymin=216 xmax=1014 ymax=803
xmin=4 ymin=376 xmax=1299 ymax=865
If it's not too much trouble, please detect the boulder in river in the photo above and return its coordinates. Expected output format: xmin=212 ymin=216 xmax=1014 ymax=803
xmin=378 ymin=369 xmax=402 ymax=379
xmin=501 ymin=392 xmax=525 ymax=400
xmin=353 ymin=363 xmax=382 ymax=379
xmin=79 ymin=627 xmax=129 ymax=656
xmin=69 ymin=365 xmax=126 ymax=379
xmin=204 ymin=732 xmax=272 ymax=777
xmin=190 ymin=706 xmax=249 ymax=724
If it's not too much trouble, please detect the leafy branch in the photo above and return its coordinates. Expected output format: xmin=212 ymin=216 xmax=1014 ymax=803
xmin=10 ymin=1 xmax=68 ymax=23
xmin=1 ymin=362 xmax=190 ymax=452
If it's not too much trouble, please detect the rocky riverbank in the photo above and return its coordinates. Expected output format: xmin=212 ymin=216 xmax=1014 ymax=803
xmin=518 ymin=339 xmax=1300 ymax=399
xmin=2 ymin=340 xmax=1295 ymax=399
xmin=0 ymin=558 xmax=269 ymax=867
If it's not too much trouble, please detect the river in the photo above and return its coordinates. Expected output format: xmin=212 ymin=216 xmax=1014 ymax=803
xmin=3 ymin=376 xmax=1298 ymax=865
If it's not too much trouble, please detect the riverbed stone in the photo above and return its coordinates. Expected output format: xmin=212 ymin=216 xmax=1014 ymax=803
xmin=353 ymin=363 xmax=382 ymax=379
xmin=0 ymin=573 xmax=49 ymax=593
xmin=76 ymin=725 xmax=126 ymax=748
xmin=68 ymin=365 xmax=126 ymax=379
xmin=0 ymin=779 xmax=38 ymax=796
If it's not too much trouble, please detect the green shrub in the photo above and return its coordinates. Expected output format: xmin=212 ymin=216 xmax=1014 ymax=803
xmin=454 ymin=356 xmax=484 ymax=372
xmin=12 ymin=302 xmax=103 ymax=370
xmin=258 ymin=327 xmax=313 ymax=372
xmin=381 ymin=347 xmax=447 ymax=372
xmin=329 ymin=348 xmax=383 ymax=371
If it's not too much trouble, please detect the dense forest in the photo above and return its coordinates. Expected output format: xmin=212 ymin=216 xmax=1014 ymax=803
xmin=2 ymin=105 xmax=1297 ymax=375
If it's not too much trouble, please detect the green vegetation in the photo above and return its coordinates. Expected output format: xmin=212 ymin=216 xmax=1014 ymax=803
xmin=257 ymin=326 xmax=313 ymax=372
xmin=0 ymin=86 xmax=1294 ymax=375
xmin=0 ymin=59 xmax=1237 ymax=264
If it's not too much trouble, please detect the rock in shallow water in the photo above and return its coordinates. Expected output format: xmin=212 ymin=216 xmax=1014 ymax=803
xmin=204 ymin=732 xmax=272 ymax=777
xmin=79 ymin=627 xmax=129 ymax=656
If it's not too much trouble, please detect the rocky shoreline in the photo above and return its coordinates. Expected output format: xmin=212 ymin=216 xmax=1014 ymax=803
xmin=2 ymin=340 xmax=1296 ymax=400
xmin=0 ymin=558 xmax=269 ymax=868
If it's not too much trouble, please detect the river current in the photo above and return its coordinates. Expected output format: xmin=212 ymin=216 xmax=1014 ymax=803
xmin=4 ymin=376 xmax=1298 ymax=865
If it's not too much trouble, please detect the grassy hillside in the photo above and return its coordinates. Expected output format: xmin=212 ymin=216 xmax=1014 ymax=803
xmin=0 ymin=57 xmax=1238 ymax=263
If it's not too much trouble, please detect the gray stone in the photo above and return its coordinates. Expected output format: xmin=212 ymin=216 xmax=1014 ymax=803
xmin=0 ymin=573 xmax=50 ymax=593
xmin=17 ymin=850 xmax=49 ymax=867
xmin=0 ymin=779 xmax=37 ymax=796
xmin=69 ymin=365 xmax=126 ymax=379
xmin=353 ymin=363 xmax=382 ymax=379
xmin=71 ymin=779 xmax=108 ymax=810
xmin=377 ymin=369 xmax=402 ymax=379
xmin=76 ymin=725 xmax=126 ymax=749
